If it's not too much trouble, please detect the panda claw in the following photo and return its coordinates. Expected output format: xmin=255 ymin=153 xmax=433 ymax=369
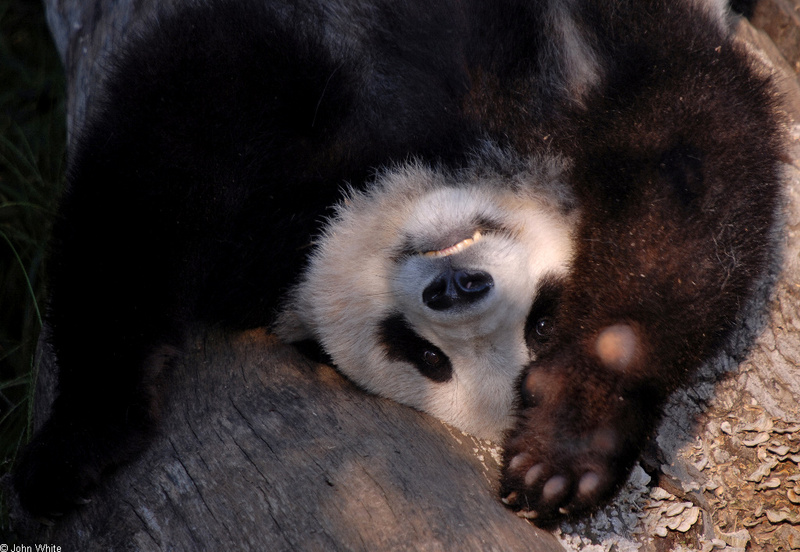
xmin=35 ymin=516 xmax=57 ymax=527
xmin=501 ymin=491 xmax=518 ymax=505
xmin=518 ymin=509 xmax=539 ymax=519
xmin=34 ymin=507 xmax=65 ymax=526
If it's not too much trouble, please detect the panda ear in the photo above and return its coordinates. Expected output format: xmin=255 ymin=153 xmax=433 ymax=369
xmin=273 ymin=302 xmax=315 ymax=342
xmin=658 ymin=144 xmax=704 ymax=206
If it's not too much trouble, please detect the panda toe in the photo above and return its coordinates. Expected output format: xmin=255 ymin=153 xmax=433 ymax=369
xmin=503 ymin=461 xmax=608 ymax=524
xmin=577 ymin=471 xmax=602 ymax=499
xmin=500 ymin=419 xmax=632 ymax=524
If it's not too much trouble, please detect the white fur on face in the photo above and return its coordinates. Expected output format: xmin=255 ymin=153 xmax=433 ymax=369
xmin=276 ymin=147 xmax=578 ymax=441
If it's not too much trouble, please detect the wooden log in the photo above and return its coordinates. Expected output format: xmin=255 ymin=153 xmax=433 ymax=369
xmin=11 ymin=329 xmax=562 ymax=550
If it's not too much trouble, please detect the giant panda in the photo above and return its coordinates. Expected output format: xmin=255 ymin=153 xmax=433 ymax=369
xmin=14 ymin=0 xmax=784 ymax=528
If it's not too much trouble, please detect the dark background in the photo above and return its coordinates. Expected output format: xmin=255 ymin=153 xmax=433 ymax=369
xmin=0 ymin=0 xmax=65 ymax=511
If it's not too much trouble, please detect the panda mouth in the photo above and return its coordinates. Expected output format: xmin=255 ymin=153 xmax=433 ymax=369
xmin=423 ymin=230 xmax=483 ymax=258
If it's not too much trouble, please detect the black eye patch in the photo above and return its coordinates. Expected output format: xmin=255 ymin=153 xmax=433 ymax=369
xmin=378 ymin=314 xmax=453 ymax=383
xmin=524 ymin=277 xmax=563 ymax=351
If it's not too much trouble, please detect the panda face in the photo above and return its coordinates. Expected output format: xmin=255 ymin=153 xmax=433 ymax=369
xmin=276 ymin=149 xmax=578 ymax=441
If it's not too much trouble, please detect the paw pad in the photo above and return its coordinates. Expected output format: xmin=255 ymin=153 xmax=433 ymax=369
xmin=594 ymin=323 xmax=638 ymax=371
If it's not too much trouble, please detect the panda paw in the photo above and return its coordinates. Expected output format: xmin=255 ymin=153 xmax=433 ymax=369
xmin=13 ymin=424 xmax=101 ymax=520
xmin=499 ymin=346 xmax=659 ymax=526
xmin=499 ymin=421 xmax=629 ymax=525
xmin=14 ymin=411 xmax=155 ymax=520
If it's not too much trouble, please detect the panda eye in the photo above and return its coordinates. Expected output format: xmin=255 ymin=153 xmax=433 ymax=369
xmin=423 ymin=350 xmax=441 ymax=367
xmin=378 ymin=314 xmax=453 ymax=383
xmin=525 ymin=278 xmax=563 ymax=351
xmin=535 ymin=317 xmax=554 ymax=338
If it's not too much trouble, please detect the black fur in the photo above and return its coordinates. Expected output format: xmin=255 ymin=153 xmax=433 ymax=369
xmin=379 ymin=315 xmax=453 ymax=383
xmin=495 ymin=1 xmax=783 ymax=524
xmin=15 ymin=0 xmax=783 ymax=527
xmin=15 ymin=0 xmax=478 ymax=517
xmin=730 ymin=0 xmax=760 ymax=18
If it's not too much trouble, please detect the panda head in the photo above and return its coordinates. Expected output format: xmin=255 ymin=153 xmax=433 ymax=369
xmin=276 ymin=145 xmax=578 ymax=441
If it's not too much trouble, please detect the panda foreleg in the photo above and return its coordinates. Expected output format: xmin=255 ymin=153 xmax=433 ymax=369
xmin=499 ymin=330 xmax=664 ymax=525
xmin=13 ymin=194 xmax=189 ymax=518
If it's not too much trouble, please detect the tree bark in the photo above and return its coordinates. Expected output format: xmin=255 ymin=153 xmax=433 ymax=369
xmin=6 ymin=0 xmax=800 ymax=550
xmin=16 ymin=329 xmax=563 ymax=550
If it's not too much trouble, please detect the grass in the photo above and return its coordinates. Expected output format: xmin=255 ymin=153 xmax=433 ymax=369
xmin=0 ymin=0 xmax=66 ymax=490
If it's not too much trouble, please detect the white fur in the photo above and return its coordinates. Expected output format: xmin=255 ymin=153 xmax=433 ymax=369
xmin=276 ymin=146 xmax=578 ymax=441
xmin=694 ymin=0 xmax=734 ymax=30
xmin=545 ymin=0 xmax=603 ymax=104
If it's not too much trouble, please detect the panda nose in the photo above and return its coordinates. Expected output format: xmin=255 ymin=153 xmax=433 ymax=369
xmin=422 ymin=268 xmax=494 ymax=311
